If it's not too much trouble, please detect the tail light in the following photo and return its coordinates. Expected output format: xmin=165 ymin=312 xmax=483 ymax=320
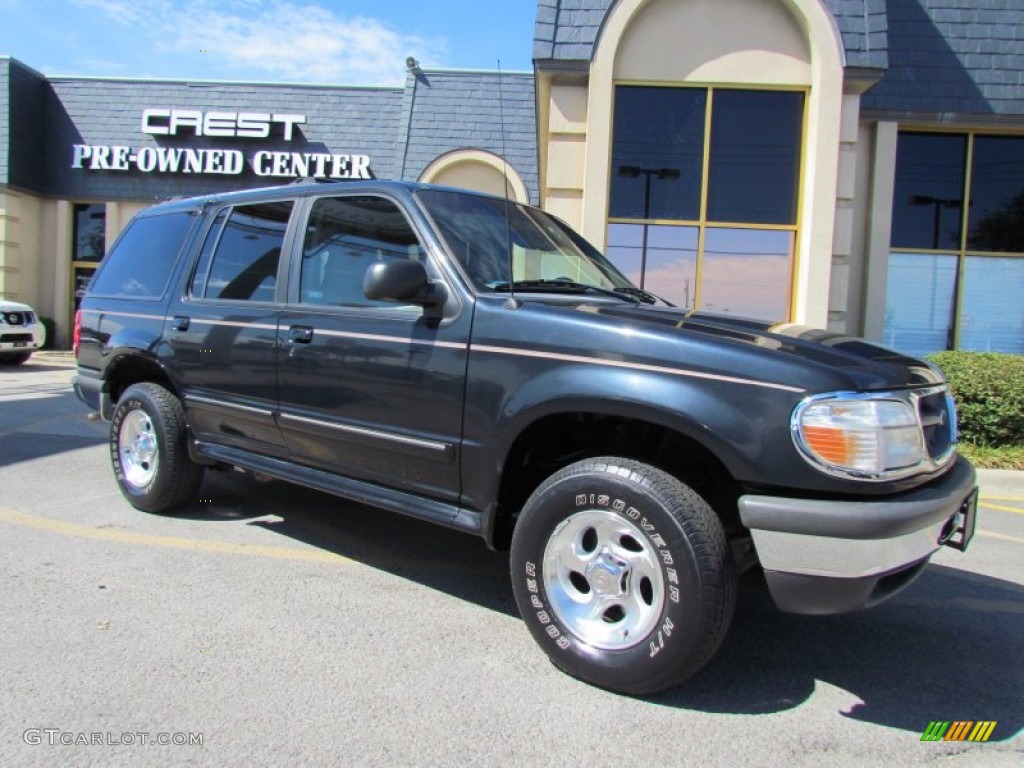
xmin=73 ymin=310 xmax=82 ymax=357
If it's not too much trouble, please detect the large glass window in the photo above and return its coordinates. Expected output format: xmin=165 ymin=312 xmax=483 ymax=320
xmin=71 ymin=203 xmax=107 ymax=317
xmin=609 ymin=88 xmax=705 ymax=221
xmin=890 ymin=134 xmax=967 ymax=251
xmin=606 ymin=224 xmax=697 ymax=308
xmin=706 ymin=90 xmax=803 ymax=225
xmin=607 ymin=85 xmax=804 ymax=320
xmin=885 ymin=132 xmax=1024 ymax=356
xmin=883 ymin=253 xmax=957 ymax=355
xmin=73 ymin=204 xmax=106 ymax=262
xmin=968 ymin=136 xmax=1024 ymax=254
xmin=701 ymin=229 xmax=793 ymax=320
xmin=959 ymin=257 xmax=1024 ymax=353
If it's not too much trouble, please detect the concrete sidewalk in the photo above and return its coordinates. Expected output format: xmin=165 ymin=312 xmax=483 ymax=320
xmin=977 ymin=468 xmax=1024 ymax=496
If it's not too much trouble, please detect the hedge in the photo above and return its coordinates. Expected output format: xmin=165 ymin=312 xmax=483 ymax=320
xmin=927 ymin=351 xmax=1024 ymax=447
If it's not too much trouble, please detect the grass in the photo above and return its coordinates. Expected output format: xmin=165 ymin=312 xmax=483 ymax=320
xmin=957 ymin=442 xmax=1024 ymax=471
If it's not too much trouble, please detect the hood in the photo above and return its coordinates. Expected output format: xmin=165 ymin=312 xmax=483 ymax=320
xmin=527 ymin=299 xmax=945 ymax=392
xmin=0 ymin=299 xmax=35 ymax=313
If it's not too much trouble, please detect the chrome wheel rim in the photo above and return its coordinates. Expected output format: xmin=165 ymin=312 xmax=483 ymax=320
xmin=542 ymin=508 xmax=665 ymax=650
xmin=118 ymin=409 xmax=159 ymax=490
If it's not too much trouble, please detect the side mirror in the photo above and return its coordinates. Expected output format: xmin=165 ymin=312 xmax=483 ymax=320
xmin=363 ymin=260 xmax=444 ymax=307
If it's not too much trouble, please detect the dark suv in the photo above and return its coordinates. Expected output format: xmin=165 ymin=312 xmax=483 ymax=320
xmin=74 ymin=180 xmax=977 ymax=694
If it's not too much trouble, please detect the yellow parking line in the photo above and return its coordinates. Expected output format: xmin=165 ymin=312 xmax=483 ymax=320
xmin=980 ymin=496 xmax=1024 ymax=502
xmin=979 ymin=502 xmax=1024 ymax=515
xmin=0 ymin=506 xmax=352 ymax=565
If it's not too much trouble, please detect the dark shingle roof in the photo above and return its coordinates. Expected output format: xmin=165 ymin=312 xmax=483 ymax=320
xmin=398 ymin=71 xmax=538 ymax=204
xmin=863 ymin=0 xmax=1024 ymax=116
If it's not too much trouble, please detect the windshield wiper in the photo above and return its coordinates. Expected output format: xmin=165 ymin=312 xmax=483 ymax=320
xmin=604 ymin=285 xmax=662 ymax=305
xmin=491 ymin=279 xmax=642 ymax=303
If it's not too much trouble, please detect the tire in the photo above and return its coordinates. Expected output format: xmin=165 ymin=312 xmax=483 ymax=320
xmin=110 ymin=383 xmax=203 ymax=513
xmin=510 ymin=457 xmax=736 ymax=695
xmin=0 ymin=352 xmax=31 ymax=366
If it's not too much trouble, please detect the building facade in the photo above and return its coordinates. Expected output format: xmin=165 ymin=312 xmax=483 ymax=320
xmin=2 ymin=0 xmax=1022 ymax=354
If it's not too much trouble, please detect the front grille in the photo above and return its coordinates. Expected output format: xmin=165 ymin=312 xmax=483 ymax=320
xmin=3 ymin=311 xmax=33 ymax=325
xmin=918 ymin=389 xmax=955 ymax=461
xmin=1 ymin=333 xmax=33 ymax=343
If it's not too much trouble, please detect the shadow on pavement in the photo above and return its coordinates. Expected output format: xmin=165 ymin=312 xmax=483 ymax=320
xmin=180 ymin=471 xmax=1021 ymax=739
xmin=0 ymin=432 xmax=106 ymax=468
xmin=652 ymin=565 xmax=1022 ymax=740
xmin=0 ymin=363 xmax=75 ymax=374
xmin=187 ymin=469 xmax=517 ymax=618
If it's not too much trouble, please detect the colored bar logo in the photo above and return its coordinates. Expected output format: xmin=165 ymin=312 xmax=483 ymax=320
xmin=921 ymin=721 xmax=997 ymax=742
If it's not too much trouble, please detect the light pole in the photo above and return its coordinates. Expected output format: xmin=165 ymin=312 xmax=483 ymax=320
xmin=908 ymin=194 xmax=964 ymax=348
xmin=618 ymin=165 xmax=680 ymax=288
xmin=908 ymin=194 xmax=963 ymax=250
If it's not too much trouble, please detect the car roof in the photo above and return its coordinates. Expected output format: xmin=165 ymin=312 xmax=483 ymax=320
xmin=140 ymin=179 xmax=512 ymax=216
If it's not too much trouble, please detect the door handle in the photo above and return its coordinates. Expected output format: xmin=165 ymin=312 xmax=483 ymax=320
xmin=288 ymin=326 xmax=314 ymax=344
xmin=171 ymin=315 xmax=190 ymax=331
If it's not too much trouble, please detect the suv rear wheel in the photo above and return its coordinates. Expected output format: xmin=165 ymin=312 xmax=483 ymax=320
xmin=110 ymin=382 xmax=203 ymax=513
xmin=510 ymin=457 xmax=735 ymax=695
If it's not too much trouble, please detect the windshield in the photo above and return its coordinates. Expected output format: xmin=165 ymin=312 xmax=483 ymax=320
xmin=416 ymin=188 xmax=636 ymax=294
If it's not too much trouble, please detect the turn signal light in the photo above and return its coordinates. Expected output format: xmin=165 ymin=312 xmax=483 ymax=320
xmin=792 ymin=395 xmax=926 ymax=479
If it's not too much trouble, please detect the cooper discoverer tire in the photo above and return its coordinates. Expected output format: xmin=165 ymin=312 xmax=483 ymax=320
xmin=510 ymin=457 xmax=735 ymax=695
xmin=110 ymin=382 xmax=203 ymax=513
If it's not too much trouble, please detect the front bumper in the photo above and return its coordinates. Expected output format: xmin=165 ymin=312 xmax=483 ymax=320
xmin=0 ymin=326 xmax=45 ymax=353
xmin=738 ymin=456 xmax=977 ymax=614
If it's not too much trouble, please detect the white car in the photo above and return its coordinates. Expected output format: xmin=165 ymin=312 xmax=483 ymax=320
xmin=0 ymin=299 xmax=46 ymax=365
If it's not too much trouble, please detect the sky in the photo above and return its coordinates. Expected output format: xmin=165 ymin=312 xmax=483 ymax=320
xmin=0 ymin=0 xmax=538 ymax=86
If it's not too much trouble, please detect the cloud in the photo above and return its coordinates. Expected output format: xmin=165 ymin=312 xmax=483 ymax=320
xmin=73 ymin=0 xmax=165 ymax=26
xmin=73 ymin=0 xmax=447 ymax=85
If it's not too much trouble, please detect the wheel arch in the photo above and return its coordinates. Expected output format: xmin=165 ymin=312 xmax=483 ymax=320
xmin=486 ymin=403 xmax=744 ymax=551
xmin=102 ymin=350 xmax=180 ymax=418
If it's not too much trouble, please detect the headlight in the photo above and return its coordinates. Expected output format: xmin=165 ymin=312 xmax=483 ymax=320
xmin=792 ymin=394 xmax=928 ymax=479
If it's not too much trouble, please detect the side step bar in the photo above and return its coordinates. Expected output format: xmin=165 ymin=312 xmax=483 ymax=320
xmin=192 ymin=440 xmax=483 ymax=537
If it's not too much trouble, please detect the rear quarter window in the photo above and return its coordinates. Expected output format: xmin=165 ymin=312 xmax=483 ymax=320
xmin=88 ymin=211 xmax=196 ymax=299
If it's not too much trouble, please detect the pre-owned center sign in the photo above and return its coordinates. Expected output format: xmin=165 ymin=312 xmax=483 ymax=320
xmin=70 ymin=107 xmax=372 ymax=180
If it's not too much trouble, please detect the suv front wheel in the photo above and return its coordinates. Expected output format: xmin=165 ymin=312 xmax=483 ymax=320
xmin=110 ymin=382 xmax=204 ymax=513
xmin=510 ymin=457 xmax=735 ymax=695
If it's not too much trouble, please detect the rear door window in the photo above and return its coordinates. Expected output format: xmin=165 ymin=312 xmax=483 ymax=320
xmin=191 ymin=201 xmax=294 ymax=302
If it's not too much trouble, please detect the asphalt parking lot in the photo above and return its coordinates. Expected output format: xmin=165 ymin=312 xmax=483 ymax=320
xmin=2 ymin=353 xmax=1022 ymax=767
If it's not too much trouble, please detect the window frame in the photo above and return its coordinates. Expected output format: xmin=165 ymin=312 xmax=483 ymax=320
xmin=606 ymin=81 xmax=808 ymax=320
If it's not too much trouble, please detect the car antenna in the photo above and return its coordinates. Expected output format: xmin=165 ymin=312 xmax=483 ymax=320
xmin=497 ymin=59 xmax=517 ymax=306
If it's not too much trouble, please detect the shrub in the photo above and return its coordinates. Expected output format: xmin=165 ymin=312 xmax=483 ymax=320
xmin=40 ymin=316 xmax=56 ymax=350
xmin=927 ymin=351 xmax=1024 ymax=447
